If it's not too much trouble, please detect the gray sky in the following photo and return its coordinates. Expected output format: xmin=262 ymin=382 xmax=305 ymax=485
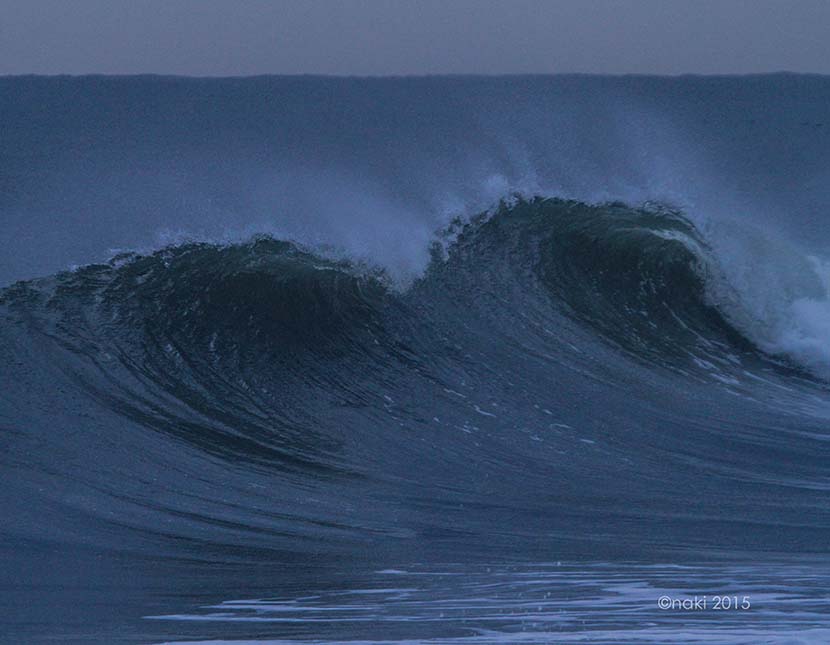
xmin=2 ymin=0 xmax=830 ymax=76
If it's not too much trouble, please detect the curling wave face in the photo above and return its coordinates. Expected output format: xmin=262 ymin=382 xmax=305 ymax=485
xmin=3 ymin=198 xmax=830 ymax=564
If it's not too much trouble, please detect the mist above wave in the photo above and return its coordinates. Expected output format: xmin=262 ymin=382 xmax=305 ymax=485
xmin=2 ymin=75 xmax=829 ymax=284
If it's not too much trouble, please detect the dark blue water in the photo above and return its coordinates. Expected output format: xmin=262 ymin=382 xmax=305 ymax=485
xmin=2 ymin=75 xmax=830 ymax=643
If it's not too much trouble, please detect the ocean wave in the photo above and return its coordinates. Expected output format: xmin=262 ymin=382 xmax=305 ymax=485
xmin=4 ymin=199 xmax=830 ymax=645
xmin=4 ymin=198 xmax=821 ymax=419
xmin=4 ymin=73 xmax=830 ymax=645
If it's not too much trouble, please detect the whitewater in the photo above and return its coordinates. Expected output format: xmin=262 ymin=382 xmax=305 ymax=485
xmin=1 ymin=74 xmax=830 ymax=643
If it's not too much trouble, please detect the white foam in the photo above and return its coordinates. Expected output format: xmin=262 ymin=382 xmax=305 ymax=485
xmin=702 ymin=221 xmax=830 ymax=379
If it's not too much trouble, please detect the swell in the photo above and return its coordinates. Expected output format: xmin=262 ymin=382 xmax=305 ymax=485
xmin=2 ymin=198 xmax=830 ymax=559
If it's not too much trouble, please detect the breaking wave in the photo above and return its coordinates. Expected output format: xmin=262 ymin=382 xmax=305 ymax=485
xmin=2 ymin=75 xmax=830 ymax=643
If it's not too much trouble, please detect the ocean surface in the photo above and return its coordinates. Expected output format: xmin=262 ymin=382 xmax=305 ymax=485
xmin=1 ymin=74 xmax=830 ymax=643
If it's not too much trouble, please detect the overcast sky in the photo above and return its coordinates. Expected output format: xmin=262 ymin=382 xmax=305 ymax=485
xmin=2 ymin=0 xmax=829 ymax=76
